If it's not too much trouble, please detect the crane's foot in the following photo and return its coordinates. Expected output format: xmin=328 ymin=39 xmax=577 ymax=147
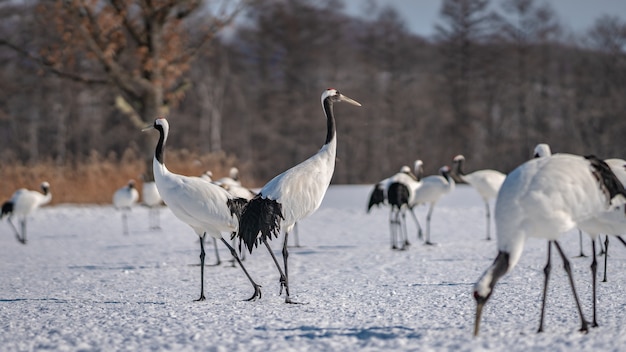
xmin=579 ymin=323 xmax=589 ymax=334
xmin=285 ymin=296 xmax=304 ymax=304
xmin=244 ymin=285 xmax=262 ymax=302
xmin=195 ymin=294 xmax=206 ymax=302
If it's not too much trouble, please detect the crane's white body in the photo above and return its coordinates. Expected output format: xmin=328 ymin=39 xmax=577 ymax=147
xmin=1 ymin=182 xmax=51 ymax=244
xmin=259 ymin=141 xmax=335 ymax=234
xmin=494 ymin=154 xmax=615 ymax=270
xmin=154 ymin=160 xmax=238 ymax=239
xmin=460 ymin=170 xmax=505 ymax=201
xmin=577 ymin=158 xmax=626 ymax=238
xmin=411 ymin=166 xmax=454 ymax=244
xmin=453 ymin=155 xmax=505 ymax=240
xmin=9 ymin=184 xmax=52 ymax=217
xmin=113 ymin=181 xmax=139 ymax=209
xmin=142 ymin=181 xmax=162 ymax=230
xmin=474 ymin=153 xmax=626 ymax=335
xmin=142 ymin=182 xmax=161 ymax=207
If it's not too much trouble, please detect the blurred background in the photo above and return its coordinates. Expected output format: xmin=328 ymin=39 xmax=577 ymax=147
xmin=1 ymin=0 xmax=625 ymax=203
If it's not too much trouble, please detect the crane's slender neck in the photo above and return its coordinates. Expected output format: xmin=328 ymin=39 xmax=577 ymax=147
xmin=455 ymin=160 xmax=465 ymax=176
xmin=155 ymin=125 xmax=166 ymax=165
xmin=323 ymin=98 xmax=336 ymax=145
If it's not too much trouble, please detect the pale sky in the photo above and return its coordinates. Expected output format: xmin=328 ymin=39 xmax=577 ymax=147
xmin=342 ymin=0 xmax=626 ymax=37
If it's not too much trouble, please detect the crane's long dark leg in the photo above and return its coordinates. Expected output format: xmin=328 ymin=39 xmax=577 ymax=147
xmin=616 ymin=235 xmax=626 ymax=247
xmin=575 ymin=230 xmax=586 ymax=257
xmin=121 ymin=211 xmax=129 ymax=235
xmin=408 ymin=207 xmax=423 ymax=241
xmin=602 ymin=236 xmax=609 ymax=283
xmin=20 ymin=219 xmax=27 ymax=244
xmin=221 ymin=238 xmax=261 ymax=301
xmin=263 ymin=238 xmax=297 ymax=303
xmin=289 ymin=222 xmax=301 ymax=248
xmin=484 ymin=200 xmax=491 ymax=241
xmin=281 ymin=231 xmax=298 ymax=304
xmin=401 ymin=209 xmax=409 ymax=249
xmin=424 ymin=203 xmax=435 ymax=245
xmin=598 ymin=236 xmax=606 ymax=256
xmin=554 ymin=241 xmax=589 ymax=333
xmin=389 ymin=208 xmax=397 ymax=249
xmin=538 ymin=241 xmax=552 ymax=333
xmin=229 ymin=238 xmax=245 ymax=267
xmin=211 ymin=237 xmax=221 ymax=266
xmin=7 ymin=217 xmax=25 ymax=244
xmin=196 ymin=233 xmax=207 ymax=301
xmin=590 ymin=239 xmax=599 ymax=327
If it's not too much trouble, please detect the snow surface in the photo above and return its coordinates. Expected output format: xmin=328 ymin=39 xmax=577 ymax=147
xmin=1 ymin=184 xmax=626 ymax=351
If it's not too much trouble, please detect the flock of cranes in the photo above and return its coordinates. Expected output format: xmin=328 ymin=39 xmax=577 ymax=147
xmin=2 ymin=88 xmax=626 ymax=336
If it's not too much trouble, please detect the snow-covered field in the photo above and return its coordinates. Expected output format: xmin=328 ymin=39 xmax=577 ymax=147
xmin=1 ymin=184 xmax=626 ymax=351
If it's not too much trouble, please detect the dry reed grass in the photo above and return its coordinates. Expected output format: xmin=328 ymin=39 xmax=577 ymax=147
xmin=0 ymin=148 xmax=252 ymax=205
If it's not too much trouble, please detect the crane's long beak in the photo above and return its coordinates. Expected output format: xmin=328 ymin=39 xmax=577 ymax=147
xmin=142 ymin=124 xmax=154 ymax=132
xmin=474 ymin=301 xmax=484 ymax=337
xmin=339 ymin=94 xmax=362 ymax=107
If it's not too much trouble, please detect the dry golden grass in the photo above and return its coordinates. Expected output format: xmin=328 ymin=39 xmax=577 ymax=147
xmin=0 ymin=148 xmax=253 ymax=205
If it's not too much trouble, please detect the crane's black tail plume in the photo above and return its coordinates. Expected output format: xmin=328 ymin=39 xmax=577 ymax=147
xmin=387 ymin=182 xmax=410 ymax=210
xmin=585 ymin=155 xmax=626 ymax=206
xmin=367 ymin=183 xmax=386 ymax=213
xmin=237 ymin=196 xmax=284 ymax=254
xmin=227 ymin=197 xmax=249 ymax=220
xmin=1 ymin=201 xmax=13 ymax=220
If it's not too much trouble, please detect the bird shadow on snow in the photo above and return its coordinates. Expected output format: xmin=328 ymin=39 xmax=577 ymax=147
xmin=260 ymin=325 xmax=422 ymax=340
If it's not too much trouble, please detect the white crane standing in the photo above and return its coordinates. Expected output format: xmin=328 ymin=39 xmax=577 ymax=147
xmin=113 ymin=180 xmax=139 ymax=235
xmin=144 ymin=117 xmax=261 ymax=302
xmin=368 ymin=160 xmax=425 ymax=249
xmin=411 ymin=165 xmax=455 ymax=245
xmin=1 ymin=182 xmax=52 ymax=244
xmin=237 ymin=89 xmax=361 ymax=303
xmin=142 ymin=180 xmax=162 ymax=230
xmin=473 ymin=153 xmax=626 ymax=336
xmin=452 ymin=155 xmax=505 ymax=241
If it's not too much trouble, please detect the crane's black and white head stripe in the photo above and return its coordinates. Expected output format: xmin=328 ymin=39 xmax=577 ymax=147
xmin=40 ymin=182 xmax=50 ymax=195
xmin=143 ymin=117 xmax=169 ymax=164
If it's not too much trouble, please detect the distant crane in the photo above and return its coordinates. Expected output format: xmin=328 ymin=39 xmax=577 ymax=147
xmin=367 ymin=163 xmax=422 ymax=250
xmin=142 ymin=179 xmax=162 ymax=230
xmin=367 ymin=160 xmax=424 ymax=249
xmin=412 ymin=165 xmax=455 ymax=245
xmin=237 ymin=89 xmax=361 ymax=303
xmin=113 ymin=180 xmax=139 ymax=235
xmin=451 ymin=155 xmax=505 ymax=241
xmin=144 ymin=117 xmax=261 ymax=302
xmin=473 ymin=153 xmax=626 ymax=336
xmin=1 ymin=182 xmax=52 ymax=244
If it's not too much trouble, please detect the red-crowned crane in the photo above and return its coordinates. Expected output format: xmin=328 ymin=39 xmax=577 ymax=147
xmin=237 ymin=89 xmax=361 ymax=304
xmin=142 ymin=179 xmax=162 ymax=230
xmin=144 ymin=117 xmax=261 ymax=302
xmin=113 ymin=180 xmax=139 ymax=235
xmin=473 ymin=153 xmax=626 ymax=336
xmin=1 ymin=182 xmax=52 ymax=244
xmin=452 ymin=155 xmax=505 ymax=241
xmin=412 ymin=165 xmax=455 ymax=245
xmin=367 ymin=160 xmax=425 ymax=249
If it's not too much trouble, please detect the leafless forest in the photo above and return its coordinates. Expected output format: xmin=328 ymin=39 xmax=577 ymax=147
xmin=1 ymin=0 xmax=625 ymax=203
